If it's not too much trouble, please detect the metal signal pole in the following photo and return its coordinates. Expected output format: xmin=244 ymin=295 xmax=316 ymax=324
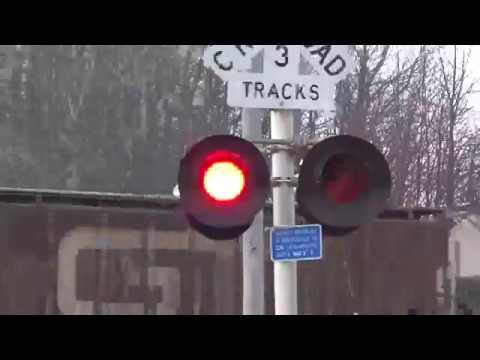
xmin=271 ymin=110 xmax=297 ymax=315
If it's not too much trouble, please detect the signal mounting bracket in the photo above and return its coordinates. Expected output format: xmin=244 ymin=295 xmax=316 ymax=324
xmin=271 ymin=177 xmax=298 ymax=188
xmin=251 ymin=139 xmax=303 ymax=155
xmin=265 ymin=144 xmax=298 ymax=155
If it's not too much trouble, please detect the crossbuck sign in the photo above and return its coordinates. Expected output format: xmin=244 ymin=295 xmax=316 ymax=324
xmin=203 ymin=45 xmax=353 ymax=110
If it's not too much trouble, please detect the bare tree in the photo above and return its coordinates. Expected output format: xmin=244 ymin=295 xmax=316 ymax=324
xmin=439 ymin=46 xmax=476 ymax=207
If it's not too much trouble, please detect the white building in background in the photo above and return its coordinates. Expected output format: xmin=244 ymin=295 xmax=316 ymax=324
xmin=450 ymin=214 xmax=480 ymax=277
xmin=448 ymin=214 xmax=480 ymax=313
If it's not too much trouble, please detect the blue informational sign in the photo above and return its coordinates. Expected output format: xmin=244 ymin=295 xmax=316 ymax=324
xmin=270 ymin=225 xmax=322 ymax=262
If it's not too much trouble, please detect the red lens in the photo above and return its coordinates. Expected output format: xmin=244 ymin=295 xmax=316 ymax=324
xmin=321 ymin=154 xmax=369 ymax=205
xmin=201 ymin=151 xmax=246 ymax=202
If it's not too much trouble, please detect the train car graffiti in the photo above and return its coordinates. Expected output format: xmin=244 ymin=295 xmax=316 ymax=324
xmin=0 ymin=188 xmax=449 ymax=315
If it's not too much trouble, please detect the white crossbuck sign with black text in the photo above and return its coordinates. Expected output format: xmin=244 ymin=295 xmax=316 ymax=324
xmin=203 ymin=45 xmax=353 ymax=110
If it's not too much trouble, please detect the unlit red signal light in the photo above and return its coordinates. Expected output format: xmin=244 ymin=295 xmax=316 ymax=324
xmin=321 ymin=154 xmax=370 ymax=205
xmin=297 ymin=135 xmax=391 ymax=237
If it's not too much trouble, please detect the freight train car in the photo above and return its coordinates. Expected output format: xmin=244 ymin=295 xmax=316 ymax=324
xmin=0 ymin=187 xmax=449 ymax=315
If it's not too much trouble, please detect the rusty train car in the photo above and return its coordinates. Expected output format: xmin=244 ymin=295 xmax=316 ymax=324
xmin=0 ymin=187 xmax=449 ymax=315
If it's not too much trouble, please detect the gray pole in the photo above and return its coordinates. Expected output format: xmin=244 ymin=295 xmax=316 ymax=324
xmin=241 ymin=108 xmax=265 ymax=315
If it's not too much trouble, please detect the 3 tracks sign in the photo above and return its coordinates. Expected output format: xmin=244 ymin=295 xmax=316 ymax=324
xmin=202 ymin=45 xmax=353 ymax=111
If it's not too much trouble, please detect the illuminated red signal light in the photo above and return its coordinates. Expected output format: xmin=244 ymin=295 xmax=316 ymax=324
xmin=178 ymin=135 xmax=269 ymax=240
xmin=202 ymin=160 xmax=246 ymax=202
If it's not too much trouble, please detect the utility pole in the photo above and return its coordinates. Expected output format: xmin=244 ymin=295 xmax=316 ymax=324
xmin=241 ymin=108 xmax=265 ymax=315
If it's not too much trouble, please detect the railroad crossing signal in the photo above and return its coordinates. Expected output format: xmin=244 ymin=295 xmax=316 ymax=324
xmin=178 ymin=44 xmax=389 ymax=242
xmin=177 ymin=134 xmax=391 ymax=240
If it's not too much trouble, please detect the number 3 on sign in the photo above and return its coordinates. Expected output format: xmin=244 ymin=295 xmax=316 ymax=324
xmin=265 ymin=45 xmax=300 ymax=76
xmin=275 ymin=45 xmax=288 ymax=67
